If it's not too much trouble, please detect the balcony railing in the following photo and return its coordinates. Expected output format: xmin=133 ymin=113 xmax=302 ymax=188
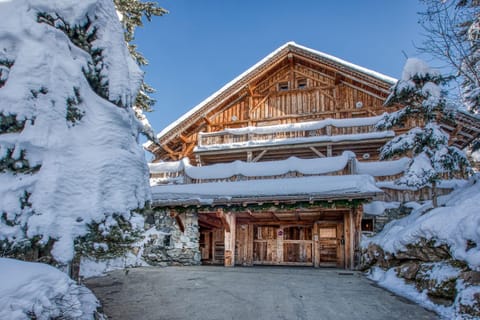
xmin=197 ymin=115 xmax=386 ymax=148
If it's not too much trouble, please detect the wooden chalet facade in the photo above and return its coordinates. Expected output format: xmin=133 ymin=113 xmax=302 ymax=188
xmin=146 ymin=42 xmax=480 ymax=270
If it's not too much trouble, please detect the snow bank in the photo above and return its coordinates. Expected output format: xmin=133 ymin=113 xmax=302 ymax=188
xmin=369 ymin=267 xmax=453 ymax=319
xmin=0 ymin=258 xmax=102 ymax=320
xmin=365 ymin=174 xmax=480 ymax=270
xmin=0 ymin=0 xmax=150 ymax=264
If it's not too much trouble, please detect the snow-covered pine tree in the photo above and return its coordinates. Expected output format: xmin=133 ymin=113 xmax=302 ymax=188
xmin=0 ymin=0 xmax=151 ymax=269
xmin=115 ymin=0 xmax=167 ymax=144
xmin=377 ymin=58 xmax=470 ymax=207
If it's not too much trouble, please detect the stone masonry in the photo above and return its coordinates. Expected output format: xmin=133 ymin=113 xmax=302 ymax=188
xmin=142 ymin=208 xmax=201 ymax=266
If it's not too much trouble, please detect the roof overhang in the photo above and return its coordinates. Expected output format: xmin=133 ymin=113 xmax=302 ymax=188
xmin=151 ymin=174 xmax=382 ymax=208
xmin=145 ymin=42 xmax=397 ymax=152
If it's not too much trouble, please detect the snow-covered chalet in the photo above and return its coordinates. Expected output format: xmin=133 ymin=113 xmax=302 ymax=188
xmin=145 ymin=42 xmax=480 ymax=269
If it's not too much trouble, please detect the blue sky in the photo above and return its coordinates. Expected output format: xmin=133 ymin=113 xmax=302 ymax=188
xmin=134 ymin=0 xmax=427 ymax=133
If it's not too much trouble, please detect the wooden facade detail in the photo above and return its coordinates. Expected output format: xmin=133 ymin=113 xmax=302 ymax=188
xmin=149 ymin=42 xmax=480 ymax=269
xmin=147 ymin=42 xmax=402 ymax=163
xmin=147 ymin=42 xmax=479 ymax=164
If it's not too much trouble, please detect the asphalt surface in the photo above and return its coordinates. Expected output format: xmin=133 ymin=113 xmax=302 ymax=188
xmin=85 ymin=266 xmax=438 ymax=320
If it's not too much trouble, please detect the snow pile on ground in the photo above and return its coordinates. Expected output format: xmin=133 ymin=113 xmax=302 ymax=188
xmin=369 ymin=267 xmax=454 ymax=318
xmin=0 ymin=258 xmax=103 ymax=320
xmin=365 ymin=175 xmax=480 ymax=269
xmin=80 ymin=252 xmax=146 ymax=279
xmin=0 ymin=0 xmax=150 ymax=264
xmin=363 ymin=174 xmax=480 ymax=319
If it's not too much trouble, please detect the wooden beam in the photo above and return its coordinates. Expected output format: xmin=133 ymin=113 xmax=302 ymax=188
xmin=180 ymin=142 xmax=196 ymax=159
xmin=326 ymin=145 xmax=332 ymax=157
xmin=270 ymin=212 xmax=280 ymax=221
xmin=216 ymin=209 xmax=230 ymax=233
xmin=292 ymin=67 xmax=331 ymax=86
xmin=161 ymin=144 xmax=176 ymax=157
xmin=203 ymin=116 xmax=213 ymax=126
xmin=334 ymin=73 xmax=344 ymax=86
xmin=309 ymin=146 xmax=325 ymax=158
xmin=252 ymin=150 xmax=267 ymax=162
xmin=295 ymin=210 xmax=301 ymax=221
xmin=179 ymin=134 xmax=191 ymax=144
xmin=170 ymin=211 xmax=185 ymax=233
xmin=224 ymin=212 xmax=236 ymax=267
xmin=198 ymin=214 xmax=223 ymax=229
xmin=247 ymin=84 xmax=256 ymax=97
xmin=249 ymin=93 xmax=271 ymax=115
xmin=341 ymin=81 xmax=387 ymax=101
xmin=353 ymin=206 xmax=363 ymax=269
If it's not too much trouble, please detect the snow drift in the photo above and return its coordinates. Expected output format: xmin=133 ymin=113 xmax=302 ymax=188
xmin=0 ymin=258 xmax=103 ymax=320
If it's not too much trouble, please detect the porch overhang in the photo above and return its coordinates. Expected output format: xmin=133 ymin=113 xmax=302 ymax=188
xmin=151 ymin=174 xmax=382 ymax=208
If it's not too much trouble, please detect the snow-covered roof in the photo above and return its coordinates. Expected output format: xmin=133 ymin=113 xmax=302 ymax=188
xmin=145 ymin=41 xmax=397 ymax=148
xmin=151 ymin=174 xmax=381 ymax=206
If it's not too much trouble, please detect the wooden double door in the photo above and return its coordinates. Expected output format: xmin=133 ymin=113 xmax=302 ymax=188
xmin=247 ymin=222 xmax=344 ymax=268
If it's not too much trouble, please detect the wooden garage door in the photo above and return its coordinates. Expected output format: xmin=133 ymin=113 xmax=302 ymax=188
xmin=253 ymin=225 xmax=313 ymax=265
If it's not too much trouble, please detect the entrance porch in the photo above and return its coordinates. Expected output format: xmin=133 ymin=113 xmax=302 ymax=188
xmin=199 ymin=207 xmax=362 ymax=269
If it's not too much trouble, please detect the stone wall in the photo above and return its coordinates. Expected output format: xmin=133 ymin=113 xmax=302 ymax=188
xmin=362 ymin=240 xmax=480 ymax=318
xmin=142 ymin=208 xmax=201 ymax=266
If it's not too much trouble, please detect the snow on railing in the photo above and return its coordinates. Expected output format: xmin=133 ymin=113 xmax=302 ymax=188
xmin=197 ymin=115 xmax=387 ymax=147
xmin=148 ymin=152 xmax=411 ymax=186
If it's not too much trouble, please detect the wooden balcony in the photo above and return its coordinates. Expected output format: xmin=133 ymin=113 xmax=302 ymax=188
xmin=198 ymin=123 xmax=380 ymax=148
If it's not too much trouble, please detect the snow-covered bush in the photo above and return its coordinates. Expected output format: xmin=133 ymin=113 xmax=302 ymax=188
xmin=0 ymin=0 xmax=151 ymax=266
xmin=0 ymin=258 xmax=104 ymax=319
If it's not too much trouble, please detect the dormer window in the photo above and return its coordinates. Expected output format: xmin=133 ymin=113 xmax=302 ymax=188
xmin=297 ymin=78 xmax=308 ymax=89
xmin=278 ymin=82 xmax=289 ymax=91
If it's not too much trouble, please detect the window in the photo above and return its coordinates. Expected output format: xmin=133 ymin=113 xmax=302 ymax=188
xmin=278 ymin=82 xmax=289 ymax=91
xmin=362 ymin=219 xmax=374 ymax=232
xmin=163 ymin=234 xmax=171 ymax=247
xmin=297 ymin=78 xmax=308 ymax=89
xmin=319 ymin=227 xmax=336 ymax=238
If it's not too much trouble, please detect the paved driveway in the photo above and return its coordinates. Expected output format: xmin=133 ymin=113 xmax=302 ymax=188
xmin=85 ymin=266 xmax=437 ymax=320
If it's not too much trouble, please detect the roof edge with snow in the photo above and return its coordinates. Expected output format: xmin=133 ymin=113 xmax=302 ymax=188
xmin=145 ymin=41 xmax=397 ymax=149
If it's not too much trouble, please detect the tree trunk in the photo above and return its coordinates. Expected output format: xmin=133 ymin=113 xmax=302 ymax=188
xmin=432 ymin=181 xmax=438 ymax=208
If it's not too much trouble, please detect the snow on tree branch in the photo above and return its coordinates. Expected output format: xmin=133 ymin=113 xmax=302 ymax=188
xmin=0 ymin=0 xmax=151 ymax=265
xmin=378 ymin=58 xmax=471 ymax=203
